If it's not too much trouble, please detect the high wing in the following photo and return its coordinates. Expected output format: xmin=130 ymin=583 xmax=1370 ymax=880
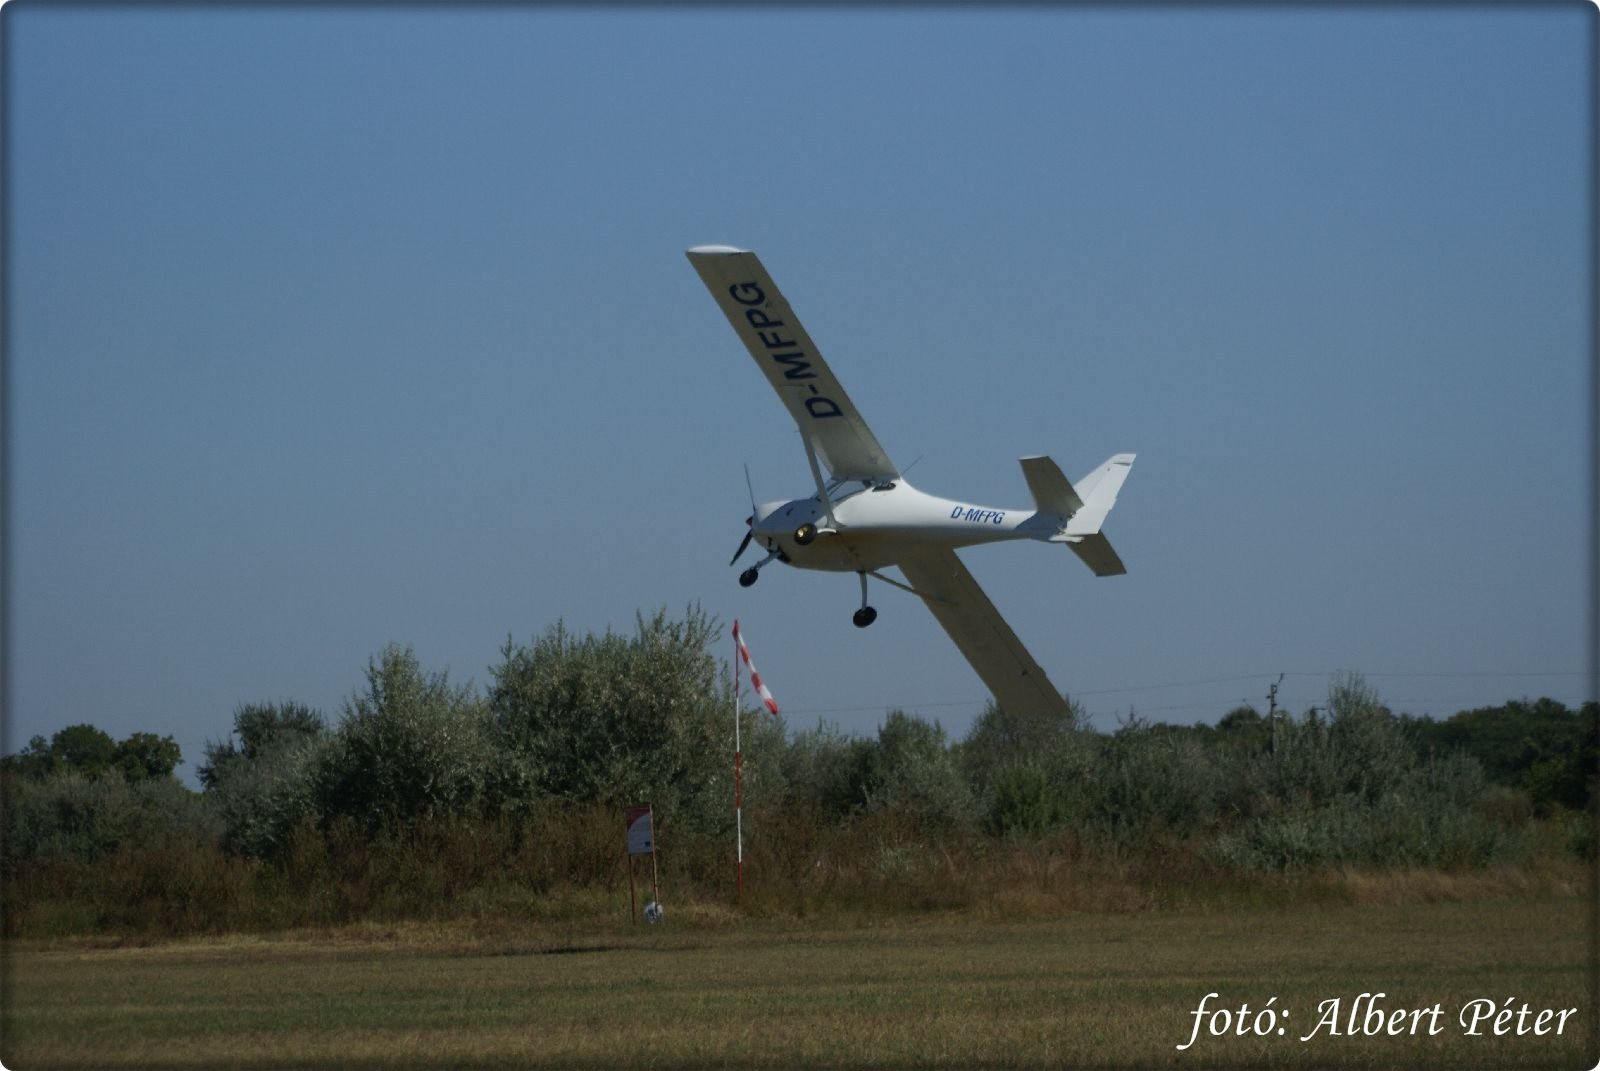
xmin=895 ymin=548 xmax=1071 ymax=718
xmin=687 ymin=246 xmax=898 ymax=483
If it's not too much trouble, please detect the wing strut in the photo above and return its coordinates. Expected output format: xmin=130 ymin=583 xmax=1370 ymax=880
xmin=866 ymin=568 xmax=940 ymax=601
xmin=800 ymin=428 xmax=839 ymax=530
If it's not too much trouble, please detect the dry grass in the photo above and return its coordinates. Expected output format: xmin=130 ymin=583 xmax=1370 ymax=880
xmin=4 ymin=892 xmax=1593 ymax=1068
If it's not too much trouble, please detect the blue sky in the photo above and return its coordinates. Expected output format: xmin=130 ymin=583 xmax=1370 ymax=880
xmin=6 ymin=4 xmax=1593 ymax=780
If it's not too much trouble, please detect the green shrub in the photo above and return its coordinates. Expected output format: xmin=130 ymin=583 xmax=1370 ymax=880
xmin=1 ymin=770 xmax=216 ymax=870
xmin=488 ymin=607 xmax=754 ymax=838
xmin=316 ymin=644 xmax=502 ymax=836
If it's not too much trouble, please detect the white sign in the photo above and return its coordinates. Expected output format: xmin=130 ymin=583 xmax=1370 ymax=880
xmin=625 ymin=804 xmax=654 ymax=856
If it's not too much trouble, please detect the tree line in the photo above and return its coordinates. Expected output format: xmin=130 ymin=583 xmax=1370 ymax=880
xmin=3 ymin=605 xmax=1593 ymax=936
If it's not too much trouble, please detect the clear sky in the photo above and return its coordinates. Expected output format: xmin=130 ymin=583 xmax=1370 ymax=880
xmin=6 ymin=4 xmax=1594 ymax=781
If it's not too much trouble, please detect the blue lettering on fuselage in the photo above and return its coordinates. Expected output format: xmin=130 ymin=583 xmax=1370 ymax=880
xmin=728 ymin=281 xmax=843 ymax=417
xmin=950 ymin=506 xmax=1005 ymax=525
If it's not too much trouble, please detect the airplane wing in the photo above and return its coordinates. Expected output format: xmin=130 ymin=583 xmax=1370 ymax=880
xmin=895 ymin=548 xmax=1071 ymax=718
xmin=687 ymin=246 xmax=898 ymax=483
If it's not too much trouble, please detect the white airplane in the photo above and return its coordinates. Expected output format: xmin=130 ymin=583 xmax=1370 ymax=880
xmin=688 ymin=246 xmax=1135 ymax=719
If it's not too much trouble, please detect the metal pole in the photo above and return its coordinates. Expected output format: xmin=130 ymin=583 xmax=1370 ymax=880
xmin=627 ymin=850 xmax=637 ymax=925
xmin=734 ymin=623 xmax=744 ymax=904
xmin=648 ymin=807 xmax=661 ymax=917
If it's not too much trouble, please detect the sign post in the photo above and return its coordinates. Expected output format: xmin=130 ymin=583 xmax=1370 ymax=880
xmin=624 ymin=803 xmax=658 ymax=923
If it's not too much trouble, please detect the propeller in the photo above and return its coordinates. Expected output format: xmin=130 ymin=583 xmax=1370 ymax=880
xmin=730 ymin=464 xmax=758 ymax=566
xmin=730 ymin=518 xmax=754 ymax=566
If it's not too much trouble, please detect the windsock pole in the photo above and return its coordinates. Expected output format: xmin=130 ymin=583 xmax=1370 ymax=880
xmin=733 ymin=622 xmax=744 ymax=904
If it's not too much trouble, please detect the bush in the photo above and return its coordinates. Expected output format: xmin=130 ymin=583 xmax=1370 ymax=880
xmin=781 ymin=721 xmax=874 ymax=819
xmin=316 ymin=645 xmax=504 ymax=836
xmin=1086 ymin=725 xmax=1224 ymax=847
xmin=1206 ymin=681 xmax=1529 ymax=871
xmin=1209 ymin=787 xmax=1524 ymax=872
xmin=488 ymin=606 xmax=744 ymax=837
xmin=1 ymin=770 xmax=217 ymax=871
xmin=859 ymin=712 xmax=976 ymax=835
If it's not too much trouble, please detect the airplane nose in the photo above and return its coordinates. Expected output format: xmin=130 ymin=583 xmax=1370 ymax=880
xmin=750 ymin=500 xmax=787 ymax=532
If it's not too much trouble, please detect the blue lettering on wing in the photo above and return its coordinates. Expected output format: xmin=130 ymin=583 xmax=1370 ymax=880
xmin=728 ymin=278 xmax=841 ymax=417
xmin=771 ymin=352 xmax=816 ymax=381
xmin=951 ymin=507 xmax=1006 ymax=525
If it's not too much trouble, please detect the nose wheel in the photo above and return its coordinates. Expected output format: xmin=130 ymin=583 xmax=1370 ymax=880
xmin=736 ymin=548 xmax=779 ymax=589
xmin=852 ymin=571 xmax=876 ymax=628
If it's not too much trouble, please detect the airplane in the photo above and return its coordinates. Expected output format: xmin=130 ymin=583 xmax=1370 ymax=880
xmin=687 ymin=245 xmax=1134 ymax=719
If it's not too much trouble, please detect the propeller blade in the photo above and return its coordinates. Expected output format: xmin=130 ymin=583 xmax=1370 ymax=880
xmin=730 ymin=520 xmax=754 ymax=566
xmin=731 ymin=463 xmax=759 ymax=566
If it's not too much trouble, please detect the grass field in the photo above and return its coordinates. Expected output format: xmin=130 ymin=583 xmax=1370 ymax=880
xmin=3 ymin=894 xmax=1593 ymax=1068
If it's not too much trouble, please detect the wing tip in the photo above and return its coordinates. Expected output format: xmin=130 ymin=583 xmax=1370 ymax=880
xmin=686 ymin=244 xmax=749 ymax=256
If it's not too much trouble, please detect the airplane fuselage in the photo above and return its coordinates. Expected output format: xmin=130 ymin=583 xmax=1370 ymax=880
xmin=752 ymin=479 xmax=1051 ymax=573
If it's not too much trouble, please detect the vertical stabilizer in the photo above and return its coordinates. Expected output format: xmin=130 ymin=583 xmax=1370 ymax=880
xmin=1063 ymin=453 xmax=1135 ymax=536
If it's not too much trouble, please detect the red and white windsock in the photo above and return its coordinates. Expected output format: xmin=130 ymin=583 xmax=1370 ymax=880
xmin=732 ymin=619 xmax=779 ymax=716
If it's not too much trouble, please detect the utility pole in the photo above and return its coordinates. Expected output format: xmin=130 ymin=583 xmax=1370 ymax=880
xmin=1268 ymin=674 xmax=1284 ymax=756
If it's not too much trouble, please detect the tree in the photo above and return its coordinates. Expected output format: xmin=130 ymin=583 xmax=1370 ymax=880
xmin=959 ymin=696 xmax=1085 ymax=834
xmin=781 ymin=721 xmax=875 ymax=819
xmin=198 ymin=701 xmax=326 ymax=790
xmin=111 ymin=732 xmax=182 ymax=781
xmin=960 ymin=695 xmax=1080 ymax=772
xmin=860 ymin=711 xmax=975 ymax=834
xmin=1401 ymin=698 xmax=1598 ymax=813
xmin=316 ymin=645 xmax=499 ymax=835
xmin=986 ymin=760 xmax=1068 ymax=837
xmin=48 ymin=724 xmax=117 ymax=774
xmin=197 ymin=702 xmax=330 ymax=857
xmin=2 ymin=724 xmax=178 ymax=782
xmin=0 ymin=736 xmax=57 ymax=779
xmin=487 ymin=606 xmax=738 ymax=835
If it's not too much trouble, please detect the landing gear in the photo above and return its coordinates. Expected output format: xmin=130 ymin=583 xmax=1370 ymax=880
xmin=853 ymin=571 xmax=876 ymax=628
xmin=794 ymin=523 xmax=818 ymax=546
xmin=736 ymin=548 xmax=779 ymax=589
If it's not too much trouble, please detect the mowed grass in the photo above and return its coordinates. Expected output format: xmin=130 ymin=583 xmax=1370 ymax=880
xmin=3 ymin=895 xmax=1593 ymax=1069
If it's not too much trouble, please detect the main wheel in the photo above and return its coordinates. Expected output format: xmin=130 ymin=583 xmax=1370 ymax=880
xmin=852 ymin=606 xmax=877 ymax=628
xmin=738 ymin=568 xmax=759 ymax=588
xmin=794 ymin=523 xmax=818 ymax=546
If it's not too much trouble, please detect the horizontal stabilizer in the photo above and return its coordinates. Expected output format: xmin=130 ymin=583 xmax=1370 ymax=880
xmin=1065 ymin=532 xmax=1126 ymax=576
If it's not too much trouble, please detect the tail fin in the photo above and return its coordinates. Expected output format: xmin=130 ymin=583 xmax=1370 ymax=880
xmin=1019 ymin=453 xmax=1136 ymax=577
xmin=1061 ymin=453 xmax=1135 ymax=536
